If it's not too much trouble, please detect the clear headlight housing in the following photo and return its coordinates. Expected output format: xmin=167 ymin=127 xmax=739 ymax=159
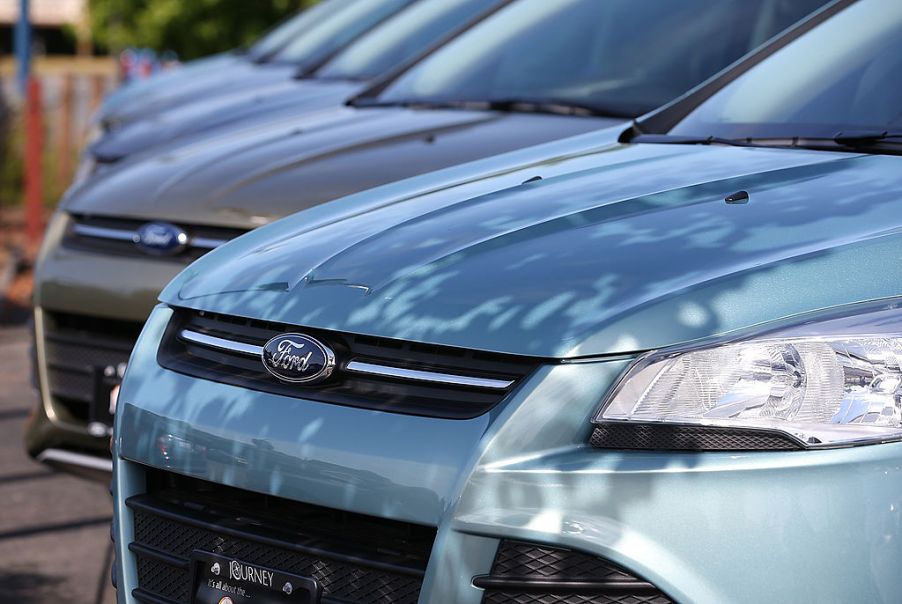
xmin=594 ymin=304 xmax=902 ymax=449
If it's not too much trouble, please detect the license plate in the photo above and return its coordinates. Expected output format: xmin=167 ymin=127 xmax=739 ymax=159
xmin=191 ymin=552 xmax=321 ymax=604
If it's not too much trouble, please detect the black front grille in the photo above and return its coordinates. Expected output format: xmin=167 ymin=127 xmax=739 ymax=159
xmin=64 ymin=214 xmax=246 ymax=261
xmin=129 ymin=469 xmax=435 ymax=604
xmin=476 ymin=541 xmax=672 ymax=604
xmin=43 ymin=311 xmax=142 ymax=428
xmin=158 ymin=308 xmax=542 ymax=419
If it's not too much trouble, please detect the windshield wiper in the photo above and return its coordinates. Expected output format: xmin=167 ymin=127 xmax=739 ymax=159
xmin=477 ymin=98 xmax=635 ymax=119
xmin=631 ymin=133 xmax=757 ymax=147
xmin=834 ymin=130 xmax=902 ymax=146
xmin=633 ymin=132 xmax=902 ymax=156
xmin=351 ymin=97 xmax=635 ymax=118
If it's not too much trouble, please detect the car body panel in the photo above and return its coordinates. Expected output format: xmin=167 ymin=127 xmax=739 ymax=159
xmin=89 ymin=79 xmax=366 ymax=162
xmin=96 ymin=52 xmax=243 ymax=121
xmin=30 ymin=120 xmax=623 ymax=465
xmin=65 ymin=108 xmax=619 ymax=226
xmin=103 ymin=62 xmax=300 ymax=127
xmin=89 ymin=0 xmax=515 ymax=162
xmin=113 ymin=302 xmax=902 ymax=604
xmin=164 ymin=143 xmax=902 ymax=358
xmin=38 ymin=126 xmax=627 ymax=325
xmin=95 ymin=0 xmax=417 ymax=127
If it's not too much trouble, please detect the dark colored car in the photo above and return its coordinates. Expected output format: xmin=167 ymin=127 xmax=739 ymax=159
xmin=92 ymin=0 xmax=416 ymax=132
xmin=86 ymin=0 xmax=510 ymax=167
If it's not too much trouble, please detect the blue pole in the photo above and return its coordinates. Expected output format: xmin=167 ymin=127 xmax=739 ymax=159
xmin=14 ymin=0 xmax=31 ymax=97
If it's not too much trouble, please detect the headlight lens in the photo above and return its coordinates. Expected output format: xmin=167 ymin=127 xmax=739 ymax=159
xmin=595 ymin=308 xmax=902 ymax=449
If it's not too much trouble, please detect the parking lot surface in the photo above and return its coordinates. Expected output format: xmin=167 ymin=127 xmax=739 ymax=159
xmin=0 ymin=326 xmax=116 ymax=604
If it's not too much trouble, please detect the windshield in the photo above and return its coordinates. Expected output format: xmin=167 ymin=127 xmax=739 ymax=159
xmin=247 ymin=0 xmax=358 ymax=61
xmin=318 ymin=0 xmax=502 ymax=81
xmin=377 ymin=0 xmax=830 ymax=117
xmin=270 ymin=0 xmax=417 ymax=69
xmin=666 ymin=0 xmax=902 ymax=140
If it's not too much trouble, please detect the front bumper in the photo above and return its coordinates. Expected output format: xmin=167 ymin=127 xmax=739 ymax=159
xmin=113 ymin=306 xmax=902 ymax=603
xmin=27 ymin=212 xmax=192 ymax=476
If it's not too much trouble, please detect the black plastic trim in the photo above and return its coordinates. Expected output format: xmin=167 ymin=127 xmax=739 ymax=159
xmin=132 ymin=588 xmax=180 ymax=604
xmin=474 ymin=577 xmax=661 ymax=594
xmin=590 ymin=423 xmax=805 ymax=451
xmin=127 ymin=496 xmax=426 ymax=578
xmin=157 ymin=308 xmax=542 ymax=420
xmin=128 ymin=542 xmax=191 ymax=570
xmin=478 ymin=540 xmax=673 ymax=604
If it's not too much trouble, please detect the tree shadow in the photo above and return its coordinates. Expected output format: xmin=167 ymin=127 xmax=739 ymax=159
xmin=0 ymin=570 xmax=65 ymax=604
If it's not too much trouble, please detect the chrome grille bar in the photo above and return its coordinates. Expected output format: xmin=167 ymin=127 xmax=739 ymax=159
xmin=345 ymin=361 xmax=514 ymax=390
xmin=190 ymin=236 xmax=230 ymax=250
xmin=179 ymin=329 xmax=514 ymax=390
xmin=179 ymin=329 xmax=263 ymax=356
xmin=73 ymin=223 xmax=138 ymax=242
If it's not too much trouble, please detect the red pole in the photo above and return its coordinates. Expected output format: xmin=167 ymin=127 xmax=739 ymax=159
xmin=24 ymin=75 xmax=44 ymax=248
xmin=57 ymin=73 xmax=74 ymax=187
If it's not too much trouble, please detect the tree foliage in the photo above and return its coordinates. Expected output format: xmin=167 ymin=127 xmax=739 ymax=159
xmin=89 ymin=0 xmax=317 ymax=60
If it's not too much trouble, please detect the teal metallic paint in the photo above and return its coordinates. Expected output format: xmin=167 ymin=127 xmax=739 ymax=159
xmin=117 ymin=305 xmax=497 ymax=526
xmin=115 ymin=303 xmax=902 ymax=603
xmin=162 ymin=142 xmax=902 ymax=359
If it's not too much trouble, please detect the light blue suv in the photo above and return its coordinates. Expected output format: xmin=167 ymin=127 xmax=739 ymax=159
xmin=112 ymin=0 xmax=902 ymax=602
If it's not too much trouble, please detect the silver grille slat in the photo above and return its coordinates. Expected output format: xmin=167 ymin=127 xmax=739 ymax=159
xmin=73 ymin=224 xmax=138 ymax=242
xmin=345 ymin=361 xmax=514 ymax=390
xmin=179 ymin=329 xmax=514 ymax=390
xmin=190 ymin=236 xmax=230 ymax=250
xmin=179 ymin=329 xmax=263 ymax=356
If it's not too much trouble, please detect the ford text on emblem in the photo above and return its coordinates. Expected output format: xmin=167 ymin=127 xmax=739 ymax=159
xmin=261 ymin=333 xmax=336 ymax=384
xmin=133 ymin=221 xmax=189 ymax=255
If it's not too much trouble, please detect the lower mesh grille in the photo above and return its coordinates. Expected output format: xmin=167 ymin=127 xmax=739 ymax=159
xmin=43 ymin=312 xmax=142 ymax=431
xmin=590 ymin=423 xmax=803 ymax=451
xmin=477 ymin=541 xmax=672 ymax=604
xmin=129 ymin=469 xmax=435 ymax=604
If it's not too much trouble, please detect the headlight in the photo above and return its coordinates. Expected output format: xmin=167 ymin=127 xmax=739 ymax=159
xmin=593 ymin=303 xmax=902 ymax=450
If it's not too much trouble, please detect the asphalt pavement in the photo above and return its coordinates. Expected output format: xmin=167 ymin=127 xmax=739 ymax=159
xmin=0 ymin=326 xmax=117 ymax=604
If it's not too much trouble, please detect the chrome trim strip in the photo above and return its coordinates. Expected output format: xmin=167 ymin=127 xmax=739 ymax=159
xmin=72 ymin=223 xmax=137 ymax=242
xmin=179 ymin=329 xmax=263 ymax=356
xmin=346 ymin=360 xmax=515 ymax=390
xmin=37 ymin=448 xmax=113 ymax=473
xmin=180 ymin=328 xmax=515 ymax=390
xmin=189 ymin=236 xmax=229 ymax=250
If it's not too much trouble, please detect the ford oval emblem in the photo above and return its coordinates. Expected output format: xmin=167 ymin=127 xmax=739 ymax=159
xmin=261 ymin=333 xmax=336 ymax=384
xmin=134 ymin=221 xmax=188 ymax=255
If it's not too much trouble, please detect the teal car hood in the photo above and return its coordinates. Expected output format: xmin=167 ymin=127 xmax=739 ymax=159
xmin=162 ymin=143 xmax=902 ymax=358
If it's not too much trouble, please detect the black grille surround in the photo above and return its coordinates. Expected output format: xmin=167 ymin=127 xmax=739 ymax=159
xmin=590 ymin=423 xmax=804 ymax=452
xmin=158 ymin=308 xmax=543 ymax=420
xmin=63 ymin=214 xmax=246 ymax=262
xmin=42 ymin=311 xmax=142 ymax=429
xmin=129 ymin=469 xmax=436 ymax=604
xmin=476 ymin=541 xmax=672 ymax=604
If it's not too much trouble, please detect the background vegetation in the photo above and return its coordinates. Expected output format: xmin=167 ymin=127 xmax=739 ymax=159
xmin=89 ymin=0 xmax=318 ymax=60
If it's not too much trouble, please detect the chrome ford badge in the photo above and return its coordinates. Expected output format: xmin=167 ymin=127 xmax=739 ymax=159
xmin=261 ymin=333 xmax=335 ymax=384
xmin=134 ymin=221 xmax=188 ymax=255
